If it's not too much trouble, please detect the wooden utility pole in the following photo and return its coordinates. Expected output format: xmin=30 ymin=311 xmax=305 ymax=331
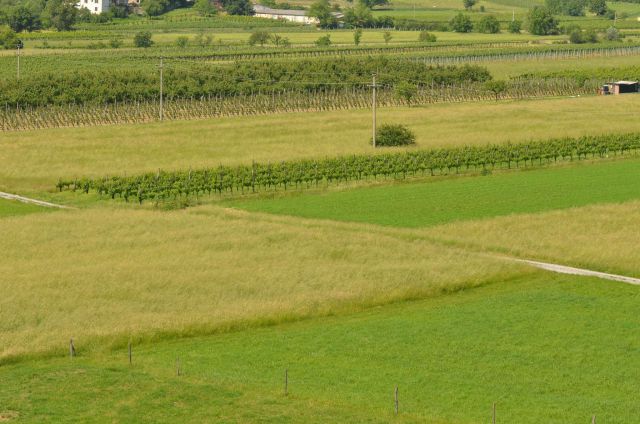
xmin=159 ymin=57 xmax=164 ymax=121
xmin=371 ymin=74 xmax=378 ymax=148
xmin=16 ymin=45 xmax=20 ymax=80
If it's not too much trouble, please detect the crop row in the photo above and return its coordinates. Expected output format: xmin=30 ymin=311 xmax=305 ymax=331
xmin=58 ymin=132 xmax=640 ymax=203
xmin=0 ymin=78 xmax=599 ymax=131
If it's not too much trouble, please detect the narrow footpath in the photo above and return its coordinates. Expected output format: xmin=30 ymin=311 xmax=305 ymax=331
xmin=0 ymin=191 xmax=72 ymax=209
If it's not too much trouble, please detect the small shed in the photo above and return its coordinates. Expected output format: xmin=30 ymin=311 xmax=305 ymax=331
xmin=601 ymin=81 xmax=639 ymax=95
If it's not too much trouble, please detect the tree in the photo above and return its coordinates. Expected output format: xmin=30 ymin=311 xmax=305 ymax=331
xmin=353 ymin=28 xmax=362 ymax=45
xmin=449 ymin=12 xmax=473 ymax=33
xmin=605 ymin=26 xmax=620 ymax=41
xmin=194 ymin=32 xmax=212 ymax=47
xmin=463 ymin=0 xmax=476 ymax=10
xmin=222 ymin=0 xmax=253 ymax=15
xmin=248 ymin=30 xmax=270 ymax=46
xmin=484 ymin=80 xmax=507 ymax=101
xmin=477 ymin=15 xmax=500 ymax=33
xmin=7 ymin=6 xmax=40 ymax=32
xmin=43 ymin=0 xmax=77 ymax=31
xmin=357 ymin=0 xmax=389 ymax=9
xmin=343 ymin=4 xmax=373 ymax=27
xmin=383 ymin=31 xmax=392 ymax=44
xmin=588 ymin=0 xmax=607 ymax=15
xmin=418 ymin=30 xmax=436 ymax=42
xmin=134 ymin=31 xmax=153 ymax=47
xmin=194 ymin=0 xmax=216 ymax=16
xmin=309 ymin=0 xmax=338 ymax=28
xmin=175 ymin=35 xmax=189 ymax=48
xmin=395 ymin=82 xmax=417 ymax=106
xmin=0 ymin=26 xmax=22 ymax=49
xmin=508 ymin=19 xmax=521 ymax=33
xmin=527 ymin=6 xmax=558 ymax=35
xmin=314 ymin=34 xmax=331 ymax=46
xmin=546 ymin=0 xmax=586 ymax=16
xmin=141 ymin=0 xmax=169 ymax=16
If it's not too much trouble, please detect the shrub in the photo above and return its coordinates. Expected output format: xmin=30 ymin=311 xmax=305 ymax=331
xmin=314 ymin=34 xmax=331 ymax=46
xmin=508 ymin=20 xmax=522 ymax=33
xmin=418 ymin=30 xmax=437 ymax=42
xmin=134 ymin=31 xmax=153 ymax=48
xmin=463 ymin=0 xmax=476 ymax=10
xmin=477 ymin=15 xmax=500 ymax=33
xmin=394 ymin=82 xmax=417 ymax=106
xmin=248 ymin=30 xmax=270 ymax=46
xmin=605 ymin=26 xmax=621 ymax=41
xmin=373 ymin=124 xmax=416 ymax=147
xmin=109 ymin=38 xmax=122 ymax=48
xmin=175 ymin=36 xmax=189 ymax=48
xmin=383 ymin=31 xmax=392 ymax=44
xmin=450 ymin=12 xmax=473 ymax=33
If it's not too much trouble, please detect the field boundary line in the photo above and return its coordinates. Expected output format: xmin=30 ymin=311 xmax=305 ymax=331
xmin=510 ymin=258 xmax=640 ymax=286
xmin=0 ymin=191 xmax=72 ymax=209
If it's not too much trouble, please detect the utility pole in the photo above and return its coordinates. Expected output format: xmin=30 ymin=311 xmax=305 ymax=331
xmin=512 ymin=9 xmax=515 ymax=22
xmin=16 ymin=44 xmax=20 ymax=80
xmin=371 ymin=73 xmax=378 ymax=148
xmin=159 ymin=57 xmax=164 ymax=121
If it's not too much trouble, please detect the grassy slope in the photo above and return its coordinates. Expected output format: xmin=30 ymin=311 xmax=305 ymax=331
xmin=0 ymin=205 xmax=523 ymax=362
xmin=1 ymin=273 xmax=639 ymax=423
xmin=0 ymin=199 xmax=49 ymax=217
xmin=230 ymin=158 xmax=640 ymax=228
xmin=4 ymin=95 xmax=640 ymax=195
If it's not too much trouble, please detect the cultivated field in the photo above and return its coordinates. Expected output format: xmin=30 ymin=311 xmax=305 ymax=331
xmin=2 ymin=0 xmax=640 ymax=421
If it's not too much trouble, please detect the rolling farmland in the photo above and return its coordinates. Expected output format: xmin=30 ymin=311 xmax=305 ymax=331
xmin=1 ymin=1 xmax=640 ymax=421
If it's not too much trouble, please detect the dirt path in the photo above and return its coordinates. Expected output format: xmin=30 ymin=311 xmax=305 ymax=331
xmin=0 ymin=191 xmax=72 ymax=209
xmin=514 ymin=258 xmax=640 ymax=286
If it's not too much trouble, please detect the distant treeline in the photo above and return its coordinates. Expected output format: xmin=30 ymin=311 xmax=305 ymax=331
xmin=0 ymin=58 xmax=491 ymax=106
xmin=520 ymin=65 xmax=640 ymax=83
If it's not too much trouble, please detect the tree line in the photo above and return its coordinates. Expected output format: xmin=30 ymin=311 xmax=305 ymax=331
xmin=0 ymin=59 xmax=491 ymax=106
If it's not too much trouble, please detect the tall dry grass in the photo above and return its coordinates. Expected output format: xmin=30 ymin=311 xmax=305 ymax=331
xmin=425 ymin=200 xmax=640 ymax=277
xmin=0 ymin=206 xmax=526 ymax=363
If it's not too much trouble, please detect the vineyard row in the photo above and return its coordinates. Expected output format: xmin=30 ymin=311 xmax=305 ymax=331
xmin=0 ymin=78 xmax=600 ymax=131
xmin=58 ymin=132 xmax=640 ymax=203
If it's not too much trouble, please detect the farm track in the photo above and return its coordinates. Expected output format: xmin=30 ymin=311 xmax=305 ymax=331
xmin=0 ymin=191 xmax=71 ymax=209
xmin=514 ymin=258 xmax=640 ymax=286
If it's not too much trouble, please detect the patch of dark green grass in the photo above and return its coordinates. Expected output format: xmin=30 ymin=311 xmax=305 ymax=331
xmin=0 ymin=199 xmax=50 ymax=218
xmin=230 ymin=158 xmax=640 ymax=227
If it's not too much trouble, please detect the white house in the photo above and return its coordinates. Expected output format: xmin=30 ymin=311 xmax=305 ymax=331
xmin=77 ymin=0 xmax=111 ymax=14
xmin=253 ymin=4 xmax=319 ymax=25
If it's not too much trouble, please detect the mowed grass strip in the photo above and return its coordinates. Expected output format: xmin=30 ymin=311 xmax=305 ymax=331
xmin=1 ymin=274 xmax=638 ymax=423
xmin=230 ymin=158 xmax=640 ymax=228
xmin=0 ymin=198 xmax=51 ymax=218
xmin=3 ymin=95 xmax=640 ymax=195
xmin=0 ymin=206 xmax=524 ymax=362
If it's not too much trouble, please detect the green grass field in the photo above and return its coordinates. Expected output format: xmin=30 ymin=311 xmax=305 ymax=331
xmin=1 ymin=273 xmax=638 ymax=423
xmin=0 ymin=199 xmax=50 ymax=218
xmin=230 ymin=158 xmax=640 ymax=228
